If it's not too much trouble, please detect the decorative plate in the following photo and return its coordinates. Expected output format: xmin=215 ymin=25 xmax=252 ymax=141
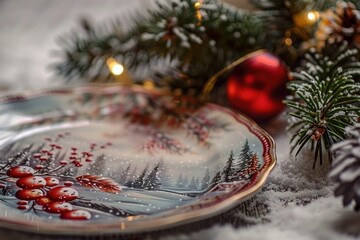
xmin=0 ymin=85 xmax=276 ymax=235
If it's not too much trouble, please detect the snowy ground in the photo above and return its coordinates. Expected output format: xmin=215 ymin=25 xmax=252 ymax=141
xmin=0 ymin=0 xmax=360 ymax=239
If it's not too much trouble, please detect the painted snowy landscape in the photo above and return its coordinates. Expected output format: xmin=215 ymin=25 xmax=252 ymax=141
xmin=0 ymin=87 xmax=270 ymax=223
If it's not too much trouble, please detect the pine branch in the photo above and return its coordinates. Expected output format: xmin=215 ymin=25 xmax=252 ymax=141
xmin=54 ymin=0 xmax=264 ymax=90
xmin=253 ymin=0 xmax=337 ymax=53
xmin=285 ymin=44 xmax=360 ymax=167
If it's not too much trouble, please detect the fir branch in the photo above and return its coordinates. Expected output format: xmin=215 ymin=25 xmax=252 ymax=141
xmin=285 ymin=45 xmax=360 ymax=167
xmin=253 ymin=0 xmax=337 ymax=54
xmin=54 ymin=0 xmax=264 ymax=90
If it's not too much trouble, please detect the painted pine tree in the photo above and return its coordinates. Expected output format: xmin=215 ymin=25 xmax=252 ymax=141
xmin=125 ymin=166 xmax=137 ymax=188
xmin=189 ymin=176 xmax=197 ymax=190
xmin=195 ymin=177 xmax=200 ymax=190
xmin=158 ymin=160 xmax=172 ymax=188
xmin=118 ymin=163 xmax=131 ymax=184
xmin=133 ymin=164 xmax=149 ymax=188
xmin=176 ymin=174 xmax=184 ymax=187
xmin=221 ymin=150 xmax=235 ymax=182
xmin=210 ymin=171 xmax=221 ymax=185
xmin=246 ymin=153 xmax=260 ymax=176
xmin=201 ymin=168 xmax=211 ymax=190
xmin=183 ymin=175 xmax=189 ymax=188
xmin=87 ymin=154 xmax=106 ymax=176
xmin=236 ymin=140 xmax=253 ymax=180
xmin=143 ymin=163 xmax=161 ymax=190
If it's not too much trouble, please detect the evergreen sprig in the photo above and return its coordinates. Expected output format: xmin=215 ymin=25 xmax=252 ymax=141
xmin=54 ymin=0 xmax=264 ymax=89
xmin=285 ymin=44 xmax=360 ymax=167
xmin=253 ymin=0 xmax=336 ymax=52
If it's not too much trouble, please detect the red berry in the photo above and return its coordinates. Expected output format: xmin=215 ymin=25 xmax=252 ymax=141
xmin=85 ymin=159 xmax=92 ymax=163
xmin=47 ymin=187 xmax=78 ymax=202
xmin=17 ymin=205 xmax=29 ymax=210
xmin=50 ymin=144 xmax=57 ymax=148
xmin=16 ymin=176 xmax=46 ymax=189
xmin=56 ymin=145 xmax=62 ymax=149
xmin=33 ymin=153 xmax=41 ymax=158
xmin=63 ymin=181 xmax=74 ymax=187
xmin=60 ymin=210 xmax=91 ymax=220
xmin=41 ymin=150 xmax=48 ymax=154
xmin=69 ymin=156 xmax=77 ymax=160
xmin=59 ymin=160 xmax=68 ymax=166
xmin=39 ymin=157 xmax=48 ymax=161
xmin=71 ymin=147 xmax=77 ymax=151
xmin=72 ymin=161 xmax=83 ymax=167
xmin=7 ymin=166 xmax=34 ymax=178
xmin=34 ymin=165 xmax=44 ymax=170
xmin=44 ymin=177 xmax=59 ymax=187
xmin=35 ymin=197 xmax=52 ymax=205
xmin=17 ymin=200 xmax=28 ymax=205
xmin=43 ymin=201 xmax=73 ymax=214
xmin=71 ymin=152 xmax=77 ymax=155
xmin=15 ymin=189 xmax=44 ymax=200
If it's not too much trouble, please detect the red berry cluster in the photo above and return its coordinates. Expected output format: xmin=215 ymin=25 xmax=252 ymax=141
xmin=68 ymin=142 xmax=112 ymax=168
xmin=33 ymin=134 xmax=65 ymax=171
xmin=7 ymin=166 xmax=91 ymax=220
xmin=33 ymin=133 xmax=112 ymax=171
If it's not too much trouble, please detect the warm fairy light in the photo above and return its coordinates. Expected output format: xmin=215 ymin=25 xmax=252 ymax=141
xmin=307 ymin=12 xmax=316 ymax=21
xmin=106 ymin=58 xmax=124 ymax=76
xmin=195 ymin=0 xmax=203 ymax=25
xmin=293 ymin=10 xmax=320 ymax=27
xmin=307 ymin=11 xmax=319 ymax=22
xmin=285 ymin=37 xmax=293 ymax=46
xmin=143 ymin=80 xmax=155 ymax=90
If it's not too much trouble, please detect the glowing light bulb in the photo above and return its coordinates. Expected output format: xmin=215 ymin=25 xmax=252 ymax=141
xmin=307 ymin=12 xmax=315 ymax=20
xmin=307 ymin=11 xmax=319 ymax=22
xmin=106 ymin=58 xmax=124 ymax=76
xmin=194 ymin=0 xmax=203 ymax=25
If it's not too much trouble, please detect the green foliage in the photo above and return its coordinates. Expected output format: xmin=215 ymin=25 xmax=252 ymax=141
xmin=253 ymin=0 xmax=336 ymax=52
xmin=285 ymin=44 xmax=360 ymax=167
xmin=54 ymin=0 xmax=264 ymax=89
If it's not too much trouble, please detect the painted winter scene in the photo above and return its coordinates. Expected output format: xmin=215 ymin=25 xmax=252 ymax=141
xmin=0 ymin=86 xmax=274 ymax=229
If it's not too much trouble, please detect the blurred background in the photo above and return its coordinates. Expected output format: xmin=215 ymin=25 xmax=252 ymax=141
xmin=0 ymin=0 xmax=251 ymax=92
xmin=0 ymin=0 xmax=154 ymax=91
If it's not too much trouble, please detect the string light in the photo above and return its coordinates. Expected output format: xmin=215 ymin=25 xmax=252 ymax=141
xmin=195 ymin=0 xmax=203 ymax=25
xmin=143 ymin=80 xmax=155 ymax=90
xmin=293 ymin=10 xmax=320 ymax=27
xmin=106 ymin=58 xmax=124 ymax=76
xmin=307 ymin=11 xmax=319 ymax=22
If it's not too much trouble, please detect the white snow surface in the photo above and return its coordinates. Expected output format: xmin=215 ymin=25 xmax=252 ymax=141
xmin=0 ymin=0 xmax=360 ymax=239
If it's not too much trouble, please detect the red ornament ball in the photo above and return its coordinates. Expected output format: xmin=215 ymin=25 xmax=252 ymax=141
xmin=226 ymin=52 xmax=288 ymax=122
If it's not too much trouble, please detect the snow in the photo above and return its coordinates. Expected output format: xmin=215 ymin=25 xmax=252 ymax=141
xmin=0 ymin=1 xmax=359 ymax=239
xmin=155 ymin=115 xmax=360 ymax=240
